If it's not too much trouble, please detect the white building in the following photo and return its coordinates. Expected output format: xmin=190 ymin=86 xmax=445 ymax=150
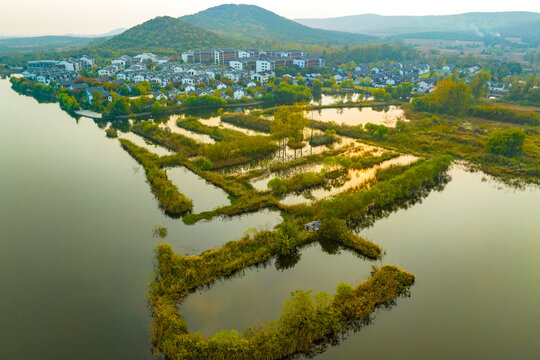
xmin=233 ymin=86 xmax=245 ymax=100
xmin=238 ymin=51 xmax=251 ymax=58
xmin=230 ymin=60 xmax=244 ymax=71
xmin=251 ymin=70 xmax=274 ymax=83
xmin=80 ymin=55 xmax=95 ymax=70
xmin=256 ymin=60 xmax=272 ymax=73
xmin=57 ymin=59 xmax=81 ymax=72
xmin=98 ymin=65 xmax=118 ymax=77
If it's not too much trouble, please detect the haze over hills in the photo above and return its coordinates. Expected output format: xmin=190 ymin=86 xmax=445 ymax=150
xmin=180 ymin=4 xmax=373 ymax=45
xmin=295 ymin=11 xmax=540 ymax=39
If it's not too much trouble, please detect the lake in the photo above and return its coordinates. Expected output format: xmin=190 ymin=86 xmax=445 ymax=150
xmin=1 ymin=78 xmax=538 ymax=360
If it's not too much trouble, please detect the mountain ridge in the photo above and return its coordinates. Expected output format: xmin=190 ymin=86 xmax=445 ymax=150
xmin=180 ymin=4 xmax=373 ymax=45
xmin=88 ymin=16 xmax=234 ymax=56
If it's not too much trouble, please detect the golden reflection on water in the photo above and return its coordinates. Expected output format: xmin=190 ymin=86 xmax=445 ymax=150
xmin=160 ymin=115 xmax=215 ymax=144
xmin=309 ymin=106 xmax=408 ymax=128
xmin=280 ymin=154 xmax=419 ymax=206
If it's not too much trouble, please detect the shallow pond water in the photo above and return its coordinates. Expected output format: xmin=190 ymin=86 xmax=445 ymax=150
xmin=309 ymin=106 xmax=407 ymax=127
xmin=310 ymin=93 xmax=366 ymax=106
xmin=118 ymin=131 xmax=174 ymax=156
xmin=161 ymin=115 xmax=215 ymax=144
xmin=199 ymin=116 xmax=269 ymax=137
xmin=166 ymin=167 xmax=230 ymax=213
xmin=279 ymin=154 xmax=418 ymax=205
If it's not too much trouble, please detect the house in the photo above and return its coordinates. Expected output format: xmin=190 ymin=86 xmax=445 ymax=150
xmin=133 ymin=53 xmax=159 ymax=63
xmin=27 ymin=60 xmax=58 ymax=69
xmin=417 ymin=64 xmax=430 ymax=75
xmin=333 ymin=74 xmax=344 ymax=83
xmin=213 ymin=49 xmax=239 ymax=65
xmin=184 ymin=84 xmax=196 ymax=93
xmin=238 ymin=50 xmax=251 ymax=58
xmin=256 ymin=59 xmax=272 ymax=73
xmin=251 ymin=70 xmax=274 ymax=83
xmin=213 ymin=81 xmax=227 ymax=90
xmin=169 ymin=88 xmax=182 ymax=96
xmin=152 ymin=91 xmax=167 ymax=101
xmin=468 ymin=65 xmax=481 ymax=74
xmin=200 ymin=87 xmax=214 ymax=96
xmin=241 ymin=79 xmax=256 ymax=88
xmin=112 ymin=55 xmax=132 ymax=69
xmin=223 ymin=70 xmax=241 ymax=83
xmin=304 ymin=221 xmax=321 ymax=232
xmin=98 ymin=66 xmax=118 ymax=77
xmin=57 ymin=58 xmax=81 ymax=72
xmin=80 ymin=55 xmax=95 ymax=70
xmin=85 ymin=86 xmax=112 ymax=103
xmin=182 ymin=77 xmax=195 ymax=86
xmin=293 ymin=56 xmax=321 ymax=69
xmin=188 ymin=88 xmax=204 ymax=96
xmin=69 ymin=83 xmax=89 ymax=91
xmin=232 ymin=86 xmax=245 ymax=100
xmin=133 ymin=74 xmax=145 ymax=83
xmin=416 ymin=78 xmax=439 ymax=93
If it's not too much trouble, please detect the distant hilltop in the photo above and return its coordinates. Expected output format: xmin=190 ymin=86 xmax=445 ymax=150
xmin=295 ymin=11 xmax=540 ymax=44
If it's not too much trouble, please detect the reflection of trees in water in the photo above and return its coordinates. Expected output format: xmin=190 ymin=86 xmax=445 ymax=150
xmin=275 ymin=252 xmax=302 ymax=271
xmin=93 ymin=117 xmax=131 ymax=132
xmin=348 ymin=171 xmax=452 ymax=231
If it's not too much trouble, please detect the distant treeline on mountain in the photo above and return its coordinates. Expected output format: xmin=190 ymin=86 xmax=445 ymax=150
xmin=296 ymin=12 xmax=540 ymax=46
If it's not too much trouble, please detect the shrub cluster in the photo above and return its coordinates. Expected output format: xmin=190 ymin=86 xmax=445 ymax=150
xmin=221 ymin=113 xmax=271 ymax=133
xmin=132 ymin=121 xmax=199 ymax=155
xmin=469 ymin=105 xmax=540 ymax=126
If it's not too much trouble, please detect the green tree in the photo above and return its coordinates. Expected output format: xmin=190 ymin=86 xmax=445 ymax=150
xmin=469 ymin=70 xmax=491 ymax=99
xmin=111 ymin=97 xmax=130 ymax=115
xmin=486 ymin=129 xmax=526 ymax=157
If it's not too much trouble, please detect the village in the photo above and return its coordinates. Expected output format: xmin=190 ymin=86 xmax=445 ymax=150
xmin=18 ymin=47 xmax=510 ymax=113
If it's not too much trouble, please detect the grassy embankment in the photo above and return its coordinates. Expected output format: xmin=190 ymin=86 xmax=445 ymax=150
xmin=119 ymin=139 xmax=193 ymax=217
xmin=176 ymin=116 xmax=247 ymax=141
xmin=148 ymin=218 xmax=403 ymax=360
xmin=267 ymin=169 xmax=348 ymax=195
xmin=131 ymin=121 xmax=199 ymax=156
xmin=150 ymin=252 xmax=412 ymax=360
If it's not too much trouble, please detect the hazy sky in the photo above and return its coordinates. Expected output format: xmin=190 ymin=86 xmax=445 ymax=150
xmin=1 ymin=0 xmax=539 ymax=36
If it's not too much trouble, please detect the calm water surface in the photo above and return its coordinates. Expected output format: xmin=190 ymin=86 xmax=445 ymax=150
xmin=0 ymin=79 xmax=280 ymax=359
xmin=183 ymin=166 xmax=540 ymax=359
xmin=309 ymin=106 xmax=407 ymax=127
xmin=1 ymin=79 xmax=539 ymax=360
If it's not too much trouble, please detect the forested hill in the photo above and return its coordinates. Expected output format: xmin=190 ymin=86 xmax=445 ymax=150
xmin=180 ymin=4 xmax=373 ymax=45
xmin=295 ymin=11 xmax=540 ymax=37
xmin=88 ymin=16 xmax=235 ymax=57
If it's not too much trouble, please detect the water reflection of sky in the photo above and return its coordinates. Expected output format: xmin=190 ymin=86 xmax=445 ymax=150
xmin=309 ymin=106 xmax=407 ymax=128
